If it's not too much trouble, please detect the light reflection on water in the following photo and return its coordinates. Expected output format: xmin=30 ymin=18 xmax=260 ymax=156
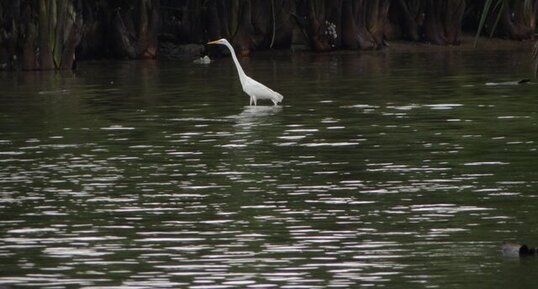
xmin=0 ymin=50 xmax=537 ymax=288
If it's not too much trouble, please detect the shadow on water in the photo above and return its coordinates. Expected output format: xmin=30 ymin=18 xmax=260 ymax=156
xmin=0 ymin=49 xmax=537 ymax=288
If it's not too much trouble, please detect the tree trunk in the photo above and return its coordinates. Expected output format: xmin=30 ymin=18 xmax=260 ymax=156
xmin=423 ymin=0 xmax=447 ymax=45
xmin=443 ymin=0 xmax=465 ymax=45
xmin=38 ymin=0 xmax=54 ymax=70
xmin=306 ymin=0 xmax=331 ymax=51
xmin=21 ymin=3 xmax=37 ymax=70
xmin=394 ymin=0 xmax=423 ymax=42
xmin=366 ymin=0 xmax=390 ymax=46
xmin=0 ymin=1 xmax=19 ymax=70
xmin=135 ymin=0 xmax=158 ymax=58
xmin=205 ymin=0 xmax=222 ymax=41
xmin=110 ymin=0 xmax=158 ymax=59
xmin=232 ymin=0 xmax=254 ymax=56
xmin=354 ymin=0 xmax=376 ymax=49
xmin=250 ymin=0 xmax=272 ymax=48
xmin=270 ymin=0 xmax=294 ymax=48
xmin=341 ymin=0 xmax=359 ymax=49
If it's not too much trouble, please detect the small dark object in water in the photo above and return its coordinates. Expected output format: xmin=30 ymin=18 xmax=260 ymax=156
xmin=502 ymin=242 xmax=537 ymax=257
xmin=485 ymin=79 xmax=531 ymax=86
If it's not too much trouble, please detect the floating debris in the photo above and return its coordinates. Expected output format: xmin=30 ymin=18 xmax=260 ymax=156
xmin=502 ymin=242 xmax=537 ymax=257
xmin=193 ymin=55 xmax=212 ymax=64
xmin=37 ymin=89 xmax=69 ymax=95
xmin=485 ymin=79 xmax=530 ymax=86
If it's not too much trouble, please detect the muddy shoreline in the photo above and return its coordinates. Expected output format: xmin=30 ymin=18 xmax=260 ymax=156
xmin=160 ymin=35 xmax=537 ymax=60
xmin=388 ymin=35 xmax=536 ymax=52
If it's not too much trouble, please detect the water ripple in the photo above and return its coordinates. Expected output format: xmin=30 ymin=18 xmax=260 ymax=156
xmin=1 ymin=53 xmax=536 ymax=289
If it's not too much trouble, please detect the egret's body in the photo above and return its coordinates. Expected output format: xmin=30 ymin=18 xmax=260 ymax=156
xmin=207 ymin=39 xmax=283 ymax=106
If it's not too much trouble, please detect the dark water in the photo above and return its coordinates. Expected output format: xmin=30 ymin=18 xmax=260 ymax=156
xmin=0 ymin=48 xmax=537 ymax=288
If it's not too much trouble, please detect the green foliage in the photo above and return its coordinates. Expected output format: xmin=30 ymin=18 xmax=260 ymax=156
xmin=474 ymin=0 xmax=494 ymax=47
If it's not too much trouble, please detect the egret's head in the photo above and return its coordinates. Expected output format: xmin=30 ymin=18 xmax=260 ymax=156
xmin=207 ymin=38 xmax=229 ymax=46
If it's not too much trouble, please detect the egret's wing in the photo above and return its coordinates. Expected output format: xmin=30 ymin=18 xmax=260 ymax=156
xmin=244 ymin=77 xmax=283 ymax=102
xmin=244 ymin=77 xmax=273 ymax=96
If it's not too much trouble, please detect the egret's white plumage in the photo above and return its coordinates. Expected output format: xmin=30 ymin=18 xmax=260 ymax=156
xmin=207 ymin=38 xmax=284 ymax=106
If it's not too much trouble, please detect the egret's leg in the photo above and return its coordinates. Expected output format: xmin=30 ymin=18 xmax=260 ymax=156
xmin=253 ymin=97 xmax=257 ymax=106
xmin=250 ymin=96 xmax=253 ymax=106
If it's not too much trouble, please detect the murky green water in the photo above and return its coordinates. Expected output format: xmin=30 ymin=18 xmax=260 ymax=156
xmin=0 ymin=48 xmax=537 ymax=288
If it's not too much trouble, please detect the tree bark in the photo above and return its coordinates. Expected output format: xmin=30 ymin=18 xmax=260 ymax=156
xmin=341 ymin=0 xmax=359 ymax=49
xmin=306 ymin=0 xmax=331 ymax=51
xmin=443 ymin=0 xmax=465 ymax=45
xmin=20 ymin=3 xmax=36 ymax=70
xmin=367 ymin=0 xmax=390 ymax=46
xmin=270 ymin=0 xmax=294 ymax=48
xmin=232 ymin=0 xmax=254 ymax=56
xmin=394 ymin=0 xmax=423 ymax=42
xmin=38 ymin=0 xmax=54 ymax=70
xmin=423 ymin=0 xmax=447 ymax=45
xmin=354 ymin=0 xmax=376 ymax=49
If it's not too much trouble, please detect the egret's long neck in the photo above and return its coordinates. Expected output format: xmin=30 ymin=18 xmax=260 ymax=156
xmin=223 ymin=42 xmax=247 ymax=86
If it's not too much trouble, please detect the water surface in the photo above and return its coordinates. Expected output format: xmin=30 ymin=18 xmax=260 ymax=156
xmin=0 ymin=48 xmax=537 ymax=288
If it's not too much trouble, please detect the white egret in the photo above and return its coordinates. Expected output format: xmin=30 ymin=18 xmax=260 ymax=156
xmin=207 ymin=38 xmax=284 ymax=106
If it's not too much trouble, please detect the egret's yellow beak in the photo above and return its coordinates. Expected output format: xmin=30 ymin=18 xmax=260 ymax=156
xmin=207 ymin=40 xmax=219 ymax=45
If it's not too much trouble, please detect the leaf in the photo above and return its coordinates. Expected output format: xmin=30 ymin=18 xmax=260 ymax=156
xmin=488 ymin=0 xmax=505 ymax=38
xmin=474 ymin=0 xmax=494 ymax=47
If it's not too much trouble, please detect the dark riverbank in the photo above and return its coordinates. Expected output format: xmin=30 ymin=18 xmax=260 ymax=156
xmin=387 ymin=35 xmax=536 ymax=52
xmin=1 ymin=1 xmax=537 ymax=71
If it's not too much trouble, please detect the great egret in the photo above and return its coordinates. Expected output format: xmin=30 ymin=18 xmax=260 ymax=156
xmin=207 ymin=38 xmax=284 ymax=106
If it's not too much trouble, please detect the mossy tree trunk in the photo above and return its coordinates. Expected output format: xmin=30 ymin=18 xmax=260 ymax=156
xmin=25 ymin=0 xmax=82 ymax=70
xmin=0 ymin=0 xmax=82 ymax=71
